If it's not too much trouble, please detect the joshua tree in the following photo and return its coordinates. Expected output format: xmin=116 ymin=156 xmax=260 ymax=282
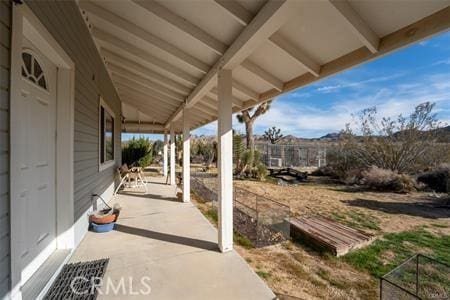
xmin=263 ymin=126 xmax=284 ymax=144
xmin=236 ymin=101 xmax=271 ymax=150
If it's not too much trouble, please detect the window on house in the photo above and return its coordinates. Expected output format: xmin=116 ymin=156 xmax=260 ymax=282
xmin=21 ymin=51 xmax=48 ymax=90
xmin=99 ymin=98 xmax=115 ymax=169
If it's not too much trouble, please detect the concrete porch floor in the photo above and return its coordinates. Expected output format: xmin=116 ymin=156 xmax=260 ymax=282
xmin=70 ymin=176 xmax=275 ymax=299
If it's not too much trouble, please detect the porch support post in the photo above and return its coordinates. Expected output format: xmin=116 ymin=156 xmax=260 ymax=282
xmin=217 ymin=68 xmax=233 ymax=252
xmin=170 ymin=124 xmax=176 ymax=185
xmin=182 ymin=108 xmax=190 ymax=202
xmin=163 ymin=130 xmax=168 ymax=178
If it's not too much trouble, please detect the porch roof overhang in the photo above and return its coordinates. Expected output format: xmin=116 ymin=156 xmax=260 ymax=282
xmin=78 ymin=0 xmax=450 ymax=134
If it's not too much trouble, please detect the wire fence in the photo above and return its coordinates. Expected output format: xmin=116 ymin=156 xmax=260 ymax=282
xmin=380 ymin=254 xmax=450 ymax=300
xmin=254 ymin=143 xmax=327 ymax=168
xmin=191 ymin=173 xmax=290 ymax=247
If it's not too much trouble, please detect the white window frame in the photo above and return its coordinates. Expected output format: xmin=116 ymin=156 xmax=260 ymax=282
xmin=99 ymin=97 xmax=116 ymax=171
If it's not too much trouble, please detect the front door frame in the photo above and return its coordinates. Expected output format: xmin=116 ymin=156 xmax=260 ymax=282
xmin=10 ymin=3 xmax=75 ymax=299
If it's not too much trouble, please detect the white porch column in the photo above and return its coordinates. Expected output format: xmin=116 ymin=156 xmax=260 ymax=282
xmin=217 ymin=68 xmax=233 ymax=252
xmin=170 ymin=124 xmax=176 ymax=185
xmin=183 ymin=108 xmax=190 ymax=202
xmin=163 ymin=130 xmax=168 ymax=178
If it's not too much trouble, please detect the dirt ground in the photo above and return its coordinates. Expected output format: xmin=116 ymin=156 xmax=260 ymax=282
xmin=191 ymin=174 xmax=450 ymax=300
xmin=234 ymin=176 xmax=450 ymax=235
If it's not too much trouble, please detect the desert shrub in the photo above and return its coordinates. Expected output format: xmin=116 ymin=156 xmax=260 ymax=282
xmin=190 ymin=137 xmax=217 ymax=167
xmin=322 ymin=136 xmax=365 ymax=181
xmin=346 ymin=102 xmax=446 ymax=174
xmin=122 ymin=137 xmax=153 ymax=167
xmin=417 ymin=164 xmax=450 ymax=193
xmin=360 ymin=166 xmax=416 ymax=193
xmin=311 ymin=165 xmax=336 ymax=177
xmin=323 ymin=102 xmax=448 ymax=187
xmin=254 ymin=161 xmax=269 ymax=180
xmin=343 ymin=168 xmax=365 ymax=185
xmin=235 ymin=149 xmax=268 ymax=181
xmin=195 ymin=141 xmax=216 ymax=167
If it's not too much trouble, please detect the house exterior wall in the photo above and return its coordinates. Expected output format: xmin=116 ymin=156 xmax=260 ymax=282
xmin=0 ymin=1 xmax=11 ymax=298
xmin=23 ymin=0 xmax=122 ymax=247
xmin=0 ymin=0 xmax=122 ymax=297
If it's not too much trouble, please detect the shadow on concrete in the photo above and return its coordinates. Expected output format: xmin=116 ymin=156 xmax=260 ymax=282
xmin=343 ymin=198 xmax=450 ymax=219
xmin=144 ymin=180 xmax=169 ymax=186
xmin=115 ymin=224 xmax=219 ymax=252
xmin=119 ymin=191 xmax=180 ymax=202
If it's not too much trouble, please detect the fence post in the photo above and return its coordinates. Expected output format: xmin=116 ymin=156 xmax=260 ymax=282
xmin=380 ymin=278 xmax=383 ymax=300
xmin=318 ymin=146 xmax=321 ymax=168
xmin=306 ymin=147 xmax=310 ymax=167
xmin=416 ymin=255 xmax=419 ymax=296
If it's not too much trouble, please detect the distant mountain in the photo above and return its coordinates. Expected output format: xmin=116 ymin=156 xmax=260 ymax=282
xmin=319 ymin=132 xmax=342 ymax=140
xmin=194 ymin=126 xmax=450 ymax=144
xmin=255 ymin=132 xmax=342 ymax=144
xmin=434 ymin=125 xmax=450 ymax=143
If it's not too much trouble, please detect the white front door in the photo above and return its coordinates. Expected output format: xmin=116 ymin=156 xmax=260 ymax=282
xmin=17 ymin=37 xmax=57 ymax=284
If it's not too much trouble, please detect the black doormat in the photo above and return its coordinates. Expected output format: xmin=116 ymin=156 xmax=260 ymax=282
xmin=44 ymin=258 xmax=109 ymax=300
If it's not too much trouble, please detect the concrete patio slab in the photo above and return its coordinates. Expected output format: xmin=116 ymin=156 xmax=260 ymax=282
xmin=70 ymin=177 xmax=275 ymax=300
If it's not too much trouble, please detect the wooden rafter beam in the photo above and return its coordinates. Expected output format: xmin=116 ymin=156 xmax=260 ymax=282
xmin=122 ymin=124 xmax=165 ymax=134
xmin=206 ymin=92 xmax=240 ymax=109
xmin=119 ymin=92 xmax=177 ymax=113
xmin=80 ymin=1 xmax=210 ymax=73
xmin=199 ymin=97 xmax=219 ymax=111
xmin=122 ymin=122 xmax=165 ymax=131
xmin=112 ymin=75 xmax=183 ymax=104
xmin=116 ymin=87 xmax=180 ymax=112
xmin=269 ymin=33 xmax=320 ymax=76
xmin=109 ymin=64 xmax=187 ymax=101
xmin=241 ymin=60 xmax=283 ymax=91
xmin=214 ymin=0 xmax=253 ymax=26
xmin=252 ymin=7 xmax=450 ymax=109
xmin=121 ymin=98 xmax=171 ymax=119
xmin=101 ymin=50 xmax=192 ymax=95
xmin=122 ymin=95 xmax=207 ymax=125
xmin=231 ymin=80 xmax=258 ymax=100
xmin=210 ymin=87 xmax=244 ymax=107
xmin=165 ymin=0 xmax=299 ymax=128
xmin=132 ymin=0 xmax=227 ymax=55
xmin=194 ymin=104 xmax=217 ymax=118
xmin=214 ymin=0 xmax=285 ymax=90
xmin=328 ymin=0 xmax=379 ymax=53
xmin=93 ymin=28 xmax=199 ymax=86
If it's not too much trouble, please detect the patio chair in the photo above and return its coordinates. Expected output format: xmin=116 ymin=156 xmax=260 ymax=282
xmin=113 ymin=164 xmax=130 ymax=195
xmin=129 ymin=166 xmax=148 ymax=193
xmin=114 ymin=165 xmax=148 ymax=195
xmin=114 ymin=164 xmax=147 ymax=195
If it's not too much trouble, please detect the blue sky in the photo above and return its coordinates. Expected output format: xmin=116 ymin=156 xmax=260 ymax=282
xmin=123 ymin=31 xmax=450 ymax=141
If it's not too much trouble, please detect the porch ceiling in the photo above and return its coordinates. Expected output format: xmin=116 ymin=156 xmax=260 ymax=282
xmin=78 ymin=0 xmax=450 ymax=134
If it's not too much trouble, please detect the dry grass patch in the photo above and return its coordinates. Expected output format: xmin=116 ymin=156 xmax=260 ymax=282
xmin=191 ymin=176 xmax=449 ymax=300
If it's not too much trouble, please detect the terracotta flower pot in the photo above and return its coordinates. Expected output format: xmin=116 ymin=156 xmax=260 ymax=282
xmin=89 ymin=209 xmax=120 ymax=224
xmin=90 ymin=214 xmax=115 ymax=224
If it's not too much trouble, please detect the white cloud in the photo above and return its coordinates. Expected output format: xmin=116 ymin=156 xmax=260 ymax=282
xmin=193 ymin=71 xmax=450 ymax=138
xmin=260 ymin=73 xmax=449 ymax=137
xmin=315 ymin=73 xmax=404 ymax=93
xmin=432 ymin=58 xmax=450 ymax=66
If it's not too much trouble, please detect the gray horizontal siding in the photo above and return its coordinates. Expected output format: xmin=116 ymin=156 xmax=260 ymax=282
xmin=26 ymin=0 xmax=122 ymax=222
xmin=0 ymin=1 xmax=10 ymax=298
